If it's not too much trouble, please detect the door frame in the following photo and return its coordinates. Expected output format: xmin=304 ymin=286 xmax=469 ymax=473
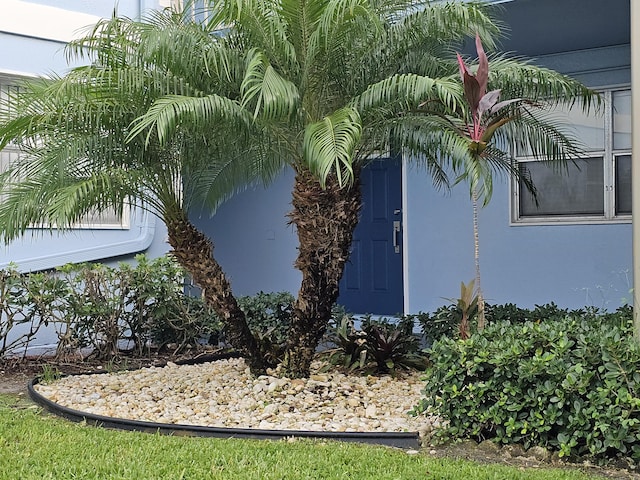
xmin=400 ymin=153 xmax=409 ymax=314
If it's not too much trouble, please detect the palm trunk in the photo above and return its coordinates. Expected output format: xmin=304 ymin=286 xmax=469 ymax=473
xmin=165 ymin=211 xmax=267 ymax=376
xmin=282 ymin=168 xmax=362 ymax=378
xmin=472 ymin=188 xmax=486 ymax=331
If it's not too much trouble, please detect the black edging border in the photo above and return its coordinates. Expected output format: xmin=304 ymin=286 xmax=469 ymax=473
xmin=27 ymin=353 xmax=420 ymax=449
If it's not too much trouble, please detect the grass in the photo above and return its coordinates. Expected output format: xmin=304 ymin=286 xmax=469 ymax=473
xmin=0 ymin=394 xmax=604 ymax=480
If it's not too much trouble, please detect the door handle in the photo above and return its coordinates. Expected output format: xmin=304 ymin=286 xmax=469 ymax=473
xmin=393 ymin=220 xmax=401 ymax=253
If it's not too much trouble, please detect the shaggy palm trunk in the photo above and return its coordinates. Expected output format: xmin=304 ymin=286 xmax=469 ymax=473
xmin=472 ymin=189 xmax=486 ymax=332
xmin=165 ymin=211 xmax=266 ymax=376
xmin=282 ymin=168 xmax=362 ymax=378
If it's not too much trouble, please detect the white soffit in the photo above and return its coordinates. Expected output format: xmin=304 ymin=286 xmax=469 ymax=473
xmin=0 ymin=1 xmax=101 ymax=42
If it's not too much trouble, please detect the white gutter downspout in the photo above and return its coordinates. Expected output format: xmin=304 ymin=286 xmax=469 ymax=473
xmin=632 ymin=0 xmax=640 ymax=340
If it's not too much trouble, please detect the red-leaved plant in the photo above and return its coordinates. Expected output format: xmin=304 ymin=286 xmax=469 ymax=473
xmin=453 ymin=35 xmax=535 ymax=333
xmin=456 ymin=35 xmax=528 ymax=155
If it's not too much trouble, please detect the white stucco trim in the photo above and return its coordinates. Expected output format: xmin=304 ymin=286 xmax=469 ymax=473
xmin=1 ymin=210 xmax=157 ymax=272
xmin=401 ymin=153 xmax=410 ymax=314
xmin=0 ymin=1 xmax=100 ymax=43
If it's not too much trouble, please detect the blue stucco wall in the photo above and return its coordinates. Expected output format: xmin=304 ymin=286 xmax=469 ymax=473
xmin=191 ymin=170 xmax=300 ymax=296
xmin=0 ymin=33 xmax=71 ymax=74
xmin=405 ymin=167 xmax=632 ymax=312
xmin=0 ymin=209 xmax=168 ymax=272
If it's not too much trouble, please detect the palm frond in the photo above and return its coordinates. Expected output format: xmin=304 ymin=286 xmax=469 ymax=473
xmin=241 ymin=49 xmax=300 ymax=119
xmin=0 ymin=153 xmax=134 ymax=240
xmin=378 ymin=1 xmax=501 ymax=74
xmin=496 ymin=106 xmax=586 ymax=165
xmin=354 ymin=74 xmax=462 ymax=114
xmin=127 ymin=94 xmax=252 ymax=145
xmin=184 ymin=139 xmax=287 ymax=212
xmin=304 ymin=107 xmax=362 ymax=187
xmin=487 ymin=57 xmax=601 ymax=111
xmin=211 ymin=0 xmax=299 ymax=74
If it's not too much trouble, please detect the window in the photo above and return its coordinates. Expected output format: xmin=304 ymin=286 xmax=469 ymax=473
xmin=0 ymin=77 xmax=129 ymax=230
xmin=161 ymin=0 xmax=212 ymax=23
xmin=512 ymin=88 xmax=631 ymax=224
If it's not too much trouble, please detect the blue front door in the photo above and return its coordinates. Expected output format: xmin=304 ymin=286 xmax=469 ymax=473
xmin=338 ymin=157 xmax=403 ymax=315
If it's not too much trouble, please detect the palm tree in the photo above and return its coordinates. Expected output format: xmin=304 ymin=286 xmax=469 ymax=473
xmin=120 ymin=3 xmax=483 ymax=378
xmin=0 ymin=11 xmax=274 ymax=375
xmin=415 ymin=35 xmax=598 ymax=335
xmin=130 ymin=0 xmax=510 ymax=377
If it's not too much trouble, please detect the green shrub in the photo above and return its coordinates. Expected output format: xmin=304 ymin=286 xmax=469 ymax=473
xmin=415 ymin=306 xmax=460 ymax=344
xmin=0 ymin=266 xmax=47 ymax=357
xmin=595 ymin=304 xmax=633 ymax=325
xmin=0 ymin=255 xmax=223 ymax=361
xmin=417 ymin=302 xmax=592 ymax=345
xmin=61 ymin=256 xmax=223 ymax=358
xmin=239 ymin=291 xmax=294 ymax=342
xmin=148 ymin=295 xmax=221 ymax=353
xmin=484 ymin=303 xmax=529 ymax=323
xmin=204 ymin=291 xmax=295 ymax=365
xmin=118 ymin=254 xmax=187 ymax=353
xmin=56 ymin=262 xmax=130 ymax=359
xmin=413 ymin=308 xmax=640 ymax=462
xmin=122 ymin=255 xmax=222 ymax=354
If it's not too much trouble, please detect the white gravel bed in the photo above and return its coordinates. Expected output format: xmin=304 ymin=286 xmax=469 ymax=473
xmin=34 ymin=357 xmax=439 ymax=435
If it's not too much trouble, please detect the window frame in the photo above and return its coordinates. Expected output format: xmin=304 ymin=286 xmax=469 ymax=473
xmin=510 ymin=87 xmax=632 ymax=226
xmin=0 ymin=74 xmax=130 ymax=231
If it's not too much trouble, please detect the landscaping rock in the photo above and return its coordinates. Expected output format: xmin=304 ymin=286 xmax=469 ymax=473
xmin=34 ymin=357 xmax=436 ymax=434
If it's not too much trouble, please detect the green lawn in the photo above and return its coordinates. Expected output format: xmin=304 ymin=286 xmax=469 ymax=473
xmin=0 ymin=395 xmax=603 ymax=480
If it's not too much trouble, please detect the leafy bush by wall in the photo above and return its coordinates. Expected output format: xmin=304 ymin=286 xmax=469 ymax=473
xmin=0 ymin=255 xmax=221 ymax=360
xmin=0 ymin=266 xmax=50 ymax=357
xmin=238 ymin=291 xmax=294 ymax=365
xmin=118 ymin=255 xmax=221 ymax=354
xmin=416 ymin=302 xmax=606 ymax=345
xmin=414 ymin=307 xmax=640 ymax=462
